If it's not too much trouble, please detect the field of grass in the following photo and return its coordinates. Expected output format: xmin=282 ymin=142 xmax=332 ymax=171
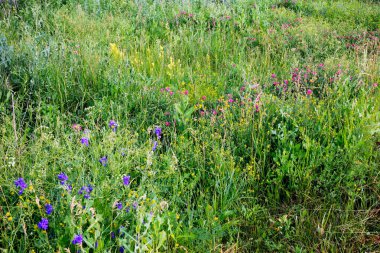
xmin=0 ymin=0 xmax=379 ymax=252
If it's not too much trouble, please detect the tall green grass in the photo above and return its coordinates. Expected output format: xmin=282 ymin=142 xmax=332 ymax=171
xmin=0 ymin=0 xmax=379 ymax=252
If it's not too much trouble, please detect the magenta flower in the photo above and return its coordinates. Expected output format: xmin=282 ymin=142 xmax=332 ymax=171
xmin=306 ymin=89 xmax=313 ymax=95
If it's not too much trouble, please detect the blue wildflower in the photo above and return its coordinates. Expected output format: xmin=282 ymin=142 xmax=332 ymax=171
xmin=58 ymin=172 xmax=68 ymax=185
xmin=152 ymin=141 xmax=158 ymax=151
xmin=123 ymin=175 xmax=130 ymax=186
xmin=155 ymin=127 xmax=162 ymax=139
xmin=80 ymin=137 xmax=89 ymax=146
xmin=119 ymin=247 xmax=125 ymax=253
xmin=109 ymin=120 xmax=118 ymax=132
xmin=99 ymin=156 xmax=108 ymax=166
xmin=116 ymin=202 xmax=123 ymax=210
xmin=72 ymin=234 xmax=83 ymax=245
xmin=38 ymin=218 xmax=49 ymax=230
xmin=45 ymin=204 xmax=53 ymax=215
xmin=14 ymin=178 xmax=27 ymax=195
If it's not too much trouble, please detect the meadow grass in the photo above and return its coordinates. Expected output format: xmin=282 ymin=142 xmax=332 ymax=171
xmin=0 ymin=0 xmax=379 ymax=252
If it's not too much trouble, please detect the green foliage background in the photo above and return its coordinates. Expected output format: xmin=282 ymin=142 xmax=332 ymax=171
xmin=0 ymin=0 xmax=379 ymax=252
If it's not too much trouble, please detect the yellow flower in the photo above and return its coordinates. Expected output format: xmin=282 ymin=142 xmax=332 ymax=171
xmin=7 ymin=216 xmax=13 ymax=222
xmin=176 ymin=213 xmax=180 ymax=220
xmin=5 ymin=212 xmax=11 ymax=217
xmin=110 ymin=43 xmax=124 ymax=61
xmin=28 ymin=185 xmax=34 ymax=191
xmin=214 ymin=216 xmax=218 ymax=221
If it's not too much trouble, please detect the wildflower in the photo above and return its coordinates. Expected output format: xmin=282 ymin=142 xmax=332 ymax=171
xmin=125 ymin=207 xmax=130 ymax=213
xmin=132 ymin=201 xmax=138 ymax=209
xmin=87 ymin=184 xmax=93 ymax=193
xmin=374 ymin=83 xmax=378 ymax=88
xmin=169 ymin=91 xmax=174 ymax=96
xmin=152 ymin=141 xmax=158 ymax=151
xmin=14 ymin=178 xmax=27 ymax=195
xmin=165 ymin=121 xmax=171 ymax=127
xmin=99 ymin=156 xmax=108 ymax=166
xmin=38 ymin=218 xmax=49 ymax=230
xmin=110 ymin=43 xmax=124 ymax=61
xmin=119 ymin=247 xmax=125 ymax=253
xmin=111 ymin=232 xmax=115 ymax=239
xmin=66 ymin=184 xmax=73 ymax=192
xmin=155 ymin=127 xmax=162 ymax=139
xmin=271 ymin=73 xmax=277 ymax=79
xmin=123 ymin=175 xmax=131 ymax=186
xmin=80 ymin=137 xmax=89 ymax=146
xmin=45 ymin=204 xmax=53 ymax=215
xmin=72 ymin=124 xmax=82 ymax=132
xmin=182 ymin=90 xmax=189 ymax=95
xmin=116 ymin=202 xmax=123 ymax=210
xmin=228 ymin=98 xmax=234 ymax=103
xmin=58 ymin=172 xmax=68 ymax=185
xmin=72 ymin=234 xmax=83 ymax=245
xmin=201 ymin=96 xmax=207 ymax=101
xmin=109 ymin=120 xmax=118 ymax=132
xmin=306 ymin=89 xmax=313 ymax=95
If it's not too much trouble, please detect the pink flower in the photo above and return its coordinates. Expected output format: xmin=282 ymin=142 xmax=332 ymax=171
xmin=72 ymin=124 xmax=82 ymax=132
xmin=165 ymin=121 xmax=171 ymax=126
xmin=200 ymin=110 xmax=205 ymax=116
xmin=271 ymin=73 xmax=276 ymax=79
xmin=212 ymin=110 xmax=217 ymax=115
xmin=373 ymin=83 xmax=378 ymax=88
xmin=169 ymin=91 xmax=174 ymax=96
xmin=306 ymin=89 xmax=313 ymax=95
xmin=228 ymin=98 xmax=234 ymax=103
xmin=201 ymin=96 xmax=207 ymax=101
xmin=165 ymin=87 xmax=171 ymax=92
xmin=183 ymin=90 xmax=189 ymax=95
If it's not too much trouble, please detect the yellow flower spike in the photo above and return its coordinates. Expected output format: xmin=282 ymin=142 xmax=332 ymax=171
xmin=28 ymin=185 xmax=34 ymax=191
xmin=5 ymin=212 xmax=11 ymax=217
xmin=176 ymin=213 xmax=180 ymax=220
xmin=40 ymin=196 xmax=45 ymax=200
xmin=7 ymin=217 xmax=13 ymax=222
xmin=34 ymin=225 xmax=38 ymax=231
